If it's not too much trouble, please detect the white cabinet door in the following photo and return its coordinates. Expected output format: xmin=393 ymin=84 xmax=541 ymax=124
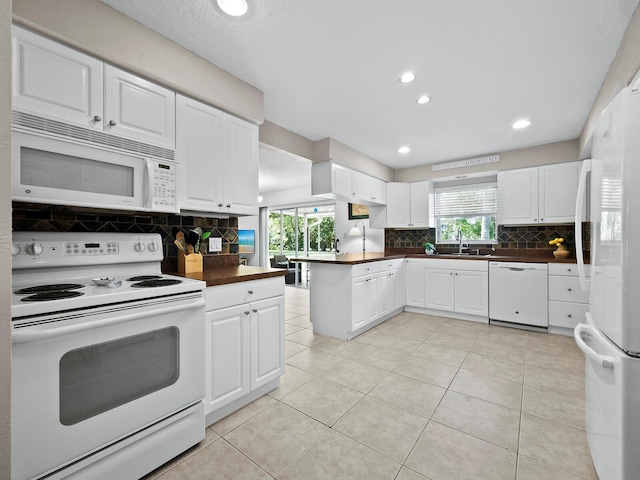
xmin=333 ymin=164 xmax=355 ymax=199
xmin=424 ymin=268 xmax=455 ymax=311
xmin=250 ymin=296 xmax=285 ymax=390
xmin=104 ymin=65 xmax=176 ymax=148
xmin=351 ymin=276 xmax=369 ymax=330
xmin=386 ymin=183 xmax=411 ymax=227
xmin=176 ymin=95 xmax=224 ymax=212
xmin=223 ymin=114 xmax=259 ymax=215
xmin=538 ymin=161 xmax=581 ymax=223
xmin=205 ymin=305 xmax=250 ymax=414
xmin=355 ymin=172 xmax=386 ymax=205
xmin=366 ymin=275 xmax=379 ymax=324
xmin=12 ymin=25 xmax=104 ymax=129
xmin=498 ymin=167 xmax=538 ymax=224
xmin=389 ymin=268 xmax=405 ymax=311
xmin=405 ymin=260 xmax=425 ymax=307
xmin=410 ymin=181 xmax=430 ymax=227
xmin=377 ymin=271 xmax=391 ymax=318
xmin=454 ymin=270 xmax=488 ymax=316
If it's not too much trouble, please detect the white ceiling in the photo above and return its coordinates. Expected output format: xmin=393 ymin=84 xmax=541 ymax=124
xmin=101 ymin=0 xmax=638 ymax=173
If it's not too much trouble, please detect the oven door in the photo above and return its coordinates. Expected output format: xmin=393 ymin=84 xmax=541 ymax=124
xmin=11 ymin=292 xmax=205 ymax=480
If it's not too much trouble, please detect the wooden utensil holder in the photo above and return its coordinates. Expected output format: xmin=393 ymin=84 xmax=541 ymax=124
xmin=177 ymin=251 xmax=203 ymax=273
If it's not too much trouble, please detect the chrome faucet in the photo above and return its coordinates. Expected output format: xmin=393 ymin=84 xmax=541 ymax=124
xmin=458 ymin=229 xmax=463 ymax=254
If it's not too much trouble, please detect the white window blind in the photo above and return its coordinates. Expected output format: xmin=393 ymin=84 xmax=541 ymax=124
xmin=434 ymin=182 xmax=497 ymax=217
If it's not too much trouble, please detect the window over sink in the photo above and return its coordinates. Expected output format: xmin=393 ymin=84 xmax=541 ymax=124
xmin=434 ymin=179 xmax=497 ymax=244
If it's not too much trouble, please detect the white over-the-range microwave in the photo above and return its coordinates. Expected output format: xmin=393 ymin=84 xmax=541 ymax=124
xmin=11 ymin=125 xmax=179 ymax=213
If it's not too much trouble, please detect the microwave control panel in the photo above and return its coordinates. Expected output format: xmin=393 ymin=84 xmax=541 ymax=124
xmin=151 ymin=161 xmax=178 ymax=212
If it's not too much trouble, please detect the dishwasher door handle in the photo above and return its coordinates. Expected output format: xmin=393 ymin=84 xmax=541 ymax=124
xmin=498 ymin=266 xmax=540 ymax=271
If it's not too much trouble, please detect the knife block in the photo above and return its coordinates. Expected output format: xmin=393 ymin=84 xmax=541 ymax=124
xmin=177 ymin=251 xmax=203 ymax=273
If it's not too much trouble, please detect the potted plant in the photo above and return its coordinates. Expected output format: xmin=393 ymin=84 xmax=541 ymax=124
xmin=423 ymin=242 xmax=436 ymax=255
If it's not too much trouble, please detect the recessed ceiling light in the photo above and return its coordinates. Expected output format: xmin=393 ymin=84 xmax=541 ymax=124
xmin=417 ymin=95 xmax=431 ymax=104
xmin=399 ymin=72 xmax=416 ymax=84
xmin=398 ymin=146 xmax=411 ymax=154
xmin=217 ymin=0 xmax=248 ymax=16
xmin=513 ymin=119 xmax=531 ymax=129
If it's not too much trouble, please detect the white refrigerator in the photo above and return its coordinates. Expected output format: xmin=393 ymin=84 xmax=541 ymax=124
xmin=574 ymin=84 xmax=640 ymax=480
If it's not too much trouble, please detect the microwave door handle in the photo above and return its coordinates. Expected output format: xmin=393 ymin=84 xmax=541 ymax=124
xmin=11 ymin=297 xmax=205 ymax=344
xmin=145 ymin=159 xmax=154 ymax=210
xmin=575 ymin=159 xmax=591 ymax=292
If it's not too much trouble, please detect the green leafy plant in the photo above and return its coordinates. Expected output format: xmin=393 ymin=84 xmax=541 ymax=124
xmin=195 ymin=231 xmax=211 ymax=253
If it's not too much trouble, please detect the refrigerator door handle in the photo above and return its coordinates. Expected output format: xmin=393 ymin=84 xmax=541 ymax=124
xmin=575 ymin=159 xmax=591 ymax=292
xmin=574 ymin=321 xmax=614 ymax=369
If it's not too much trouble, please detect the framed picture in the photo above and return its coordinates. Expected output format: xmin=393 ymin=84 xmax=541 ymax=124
xmin=348 ymin=203 xmax=369 ymax=219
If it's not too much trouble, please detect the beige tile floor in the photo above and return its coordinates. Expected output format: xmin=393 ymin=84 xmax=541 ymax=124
xmin=145 ymin=286 xmax=597 ymax=480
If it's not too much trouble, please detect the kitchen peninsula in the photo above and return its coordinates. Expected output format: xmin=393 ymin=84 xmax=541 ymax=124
xmin=293 ymin=253 xmax=406 ymax=340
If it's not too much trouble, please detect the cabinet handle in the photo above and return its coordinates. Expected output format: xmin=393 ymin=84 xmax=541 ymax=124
xmin=540 ymin=218 xmax=544 ymax=221
xmin=244 ymin=311 xmax=250 ymax=315
xmin=252 ymin=309 xmax=258 ymax=313
xmin=567 ymin=268 xmax=572 ymax=272
xmin=226 ymin=204 xmax=231 ymax=208
xmin=92 ymin=115 xmax=102 ymax=122
xmin=568 ymin=314 xmax=572 ymax=318
xmin=533 ymin=218 xmax=537 ymax=222
xmin=248 ymin=290 xmax=254 ymax=294
xmin=218 ymin=203 xmax=223 ymax=208
xmin=108 ymin=120 xmax=117 ymax=126
xmin=568 ymin=288 xmax=572 ymax=292
xmin=515 ymin=311 xmax=519 ymax=314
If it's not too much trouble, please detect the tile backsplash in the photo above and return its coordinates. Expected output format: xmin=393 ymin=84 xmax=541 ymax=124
xmin=385 ymin=223 xmax=590 ymax=251
xmin=12 ymin=202 xmax=241 ymax=261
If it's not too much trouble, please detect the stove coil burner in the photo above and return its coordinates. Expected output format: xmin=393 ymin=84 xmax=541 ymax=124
xmin=21 ymin=290 xmax=85 ymax=302
xmin=131 ymin=279 xmax=183 ymax=288
xmin=126 ymin=275 xmax=164 ymax=282
xmin=15 ymin=284 xmax=85 ymax=295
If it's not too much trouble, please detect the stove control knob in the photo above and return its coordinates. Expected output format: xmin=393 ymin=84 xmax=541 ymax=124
xmin=11 ymin=244 xmax=20 ymax=256
xmin=26 ymin=243 xmax=43 ymax=256
xmin=147 ymin=242 xmax=160 ymax=253
xmin=133 ymin=242 xmax=146 ymax=253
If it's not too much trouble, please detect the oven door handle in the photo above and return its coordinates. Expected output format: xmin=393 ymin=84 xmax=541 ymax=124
xmin=12 ymin=297 xmax=205 ymax=343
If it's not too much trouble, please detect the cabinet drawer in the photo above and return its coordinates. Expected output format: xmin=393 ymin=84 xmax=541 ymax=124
xmin=206 ymin=277 xmax=284 ymax=311
xmin=548 ymin=263 xmax=590 ymax=277
xmin=549 ymin=301 xmax=589 ymax=329
xmin=548 ymin=276 xmax=590 ymax=303
xmin=352 ymin=262 xmax=379 ymax=278
xmin=379 ymin=259 xmax=404 ymax=272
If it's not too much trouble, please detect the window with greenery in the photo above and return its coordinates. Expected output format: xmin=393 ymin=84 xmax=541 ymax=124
xmin=435 ymin=181 xmax=497 ymax=243
xmin=268 ymin=205 xmax=335 ymax=257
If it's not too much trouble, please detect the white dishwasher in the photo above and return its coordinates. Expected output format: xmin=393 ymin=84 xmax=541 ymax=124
xmin=489 ymin=262 xmax=548 ymax=327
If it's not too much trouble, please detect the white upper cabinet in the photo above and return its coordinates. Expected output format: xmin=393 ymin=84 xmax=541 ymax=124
xmin=176 ymin=95 xmax=224 ymax=212
xmin=538 ymin=161 xmax=583 ymax=223
xmin=12 ymin=25 xmax=104 ymax=130
xmin=177 ymin=95 xmax=258 ymax=215
xmin=104 ymin=65 xmax=176 ymax=149
xmin=497 ymin=161 xmax=582 ymax=225
xmin=12 ymin=26 xmax=176 ymax=149
xmin=371 ymin=181 xmax=430 ymax=228
xmin=312 ymin=162 xmax=387 ymax=206
xmin=223 ymin=114 xmax=259 ymax=215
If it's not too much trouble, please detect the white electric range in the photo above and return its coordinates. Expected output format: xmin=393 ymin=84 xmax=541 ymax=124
xmin=11 ymin=231 xmax=207 ymax=480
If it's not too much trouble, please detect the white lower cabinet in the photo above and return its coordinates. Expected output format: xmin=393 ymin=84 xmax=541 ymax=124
xmin=548 ymin=263 xmax=590 ymax=334
xmin=205 ymin=278 xmax=284 ymax=424
xmin=406 ymin=258 xmax=488 ymax=320
xmin=309 ymin=259 xmax=405 ymax=340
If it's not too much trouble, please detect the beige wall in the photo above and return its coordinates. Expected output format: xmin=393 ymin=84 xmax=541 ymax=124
xmin=12 ymin=0 xmax=264 ymax=124
xmin=579 ymin=4 xmax=640 ymax=156
xmin=0 ymin=0 xmax=11 ymax=475
xmin=259 ymin=121 xmax=314 ymax=160
xmin=313 ymin=138 xmax=395 ymax=182
xmin=394 ymin=139 xmax=579 ymax=182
